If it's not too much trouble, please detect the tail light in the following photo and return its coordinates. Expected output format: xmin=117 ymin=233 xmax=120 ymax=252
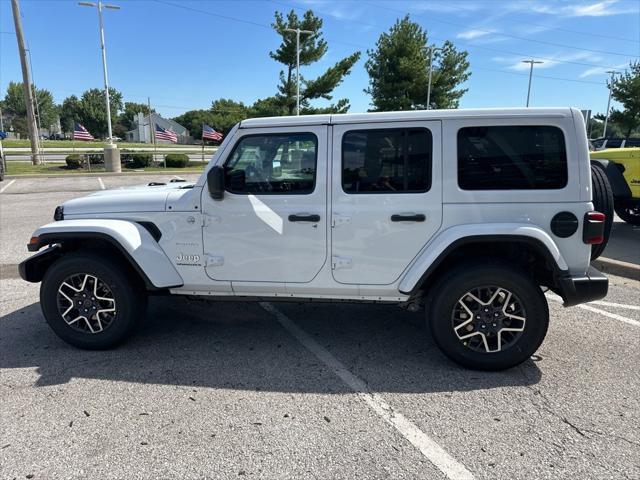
xmin=583 ymin=211 xmax=605 ymax=244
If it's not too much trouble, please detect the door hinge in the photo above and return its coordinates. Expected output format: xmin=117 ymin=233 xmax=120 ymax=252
xmin=331 ymin=256 xmax=352 ymax=270
xmin=205 ymin=254 xmax=224 ymax=267
xmin=332 ymin=214 xmax=351 ymax=228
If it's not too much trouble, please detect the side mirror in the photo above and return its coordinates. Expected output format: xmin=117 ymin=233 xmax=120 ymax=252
xmin=207 ymin=165 xmax=225 ymax=200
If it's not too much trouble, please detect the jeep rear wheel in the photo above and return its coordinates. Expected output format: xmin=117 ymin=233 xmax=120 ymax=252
xmin=41 ymin=252 xmax=147 ymax=349
xmin=427 ymin=264 xmax=549 ymax=371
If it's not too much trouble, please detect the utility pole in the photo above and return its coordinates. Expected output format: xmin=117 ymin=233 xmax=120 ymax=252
xmin=283 ymin=28 xmax=314 ymax=115
xmin=26 ymin=47 xmax=46 ymax=163
xmin=603 ymin=70 xmax=620 ymax=139
xmin=426 ymin=46 xmax=442 ymax=110
xmin=522 ymin=59 xmax=543 ymax=107
xmin=79 ymin=1 xmax=121 ymax=171
xmin=11 ymin=0 xmax=40 ymax=164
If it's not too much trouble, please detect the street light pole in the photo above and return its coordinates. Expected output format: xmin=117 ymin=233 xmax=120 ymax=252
xmin=522 ymin=59 xmax=543 ymax=107
xmin=79 ymin=1 xmax=121 ymax=172
xmin=284 ymin=28 xmax=314 ymax=115
xmin=603 ymin=70 xmax=620 ymax=139
xmin=426 ymin=46 xmax=442 ymax=110
xmin=79 ymin=1 xmax=120 ymax=144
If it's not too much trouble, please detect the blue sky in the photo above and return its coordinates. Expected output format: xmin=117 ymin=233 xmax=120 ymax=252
xmin=1 ymin=0 xmax=639 ymax=118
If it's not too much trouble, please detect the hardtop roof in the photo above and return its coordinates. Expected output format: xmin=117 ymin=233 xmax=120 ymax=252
xmin=239 ymin=107 xmax=575 ymax=128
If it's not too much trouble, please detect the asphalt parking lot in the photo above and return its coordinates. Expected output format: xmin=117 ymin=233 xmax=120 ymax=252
xmin=1 ymin=175 xmax=639 ymax=480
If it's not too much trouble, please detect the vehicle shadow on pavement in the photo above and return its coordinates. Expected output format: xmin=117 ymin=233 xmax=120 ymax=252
xmin=0 ymin=297 xmax=542 ymax=393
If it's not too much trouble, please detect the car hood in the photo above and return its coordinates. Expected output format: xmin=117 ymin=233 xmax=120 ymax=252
xmin=62 ymin=181 xmax=196 ymax=215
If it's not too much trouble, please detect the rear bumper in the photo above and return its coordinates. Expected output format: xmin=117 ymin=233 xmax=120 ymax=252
xmin=556 ymin=266 xmax=608 ymax=307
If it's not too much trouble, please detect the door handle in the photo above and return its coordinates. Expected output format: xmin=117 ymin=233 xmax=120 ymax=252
xmin=391 ymin=213 xmax=426 ymax=222
xmin=288 ymin=214 xmax=321 ymax=222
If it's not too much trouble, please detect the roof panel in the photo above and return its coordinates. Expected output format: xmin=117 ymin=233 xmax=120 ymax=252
xmin=238 ymin=108 xmax=573 ymax=128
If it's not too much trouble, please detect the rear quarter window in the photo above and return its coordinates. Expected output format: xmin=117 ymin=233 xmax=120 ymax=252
xmin=457 ymin=125 xmax=568 ymax=190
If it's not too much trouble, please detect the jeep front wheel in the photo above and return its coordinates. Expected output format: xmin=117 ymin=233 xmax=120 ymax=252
xmin=40 ymin=252 xmax=147 ymax=349
xmin=427 ymin=264 xmax=549 ymax=371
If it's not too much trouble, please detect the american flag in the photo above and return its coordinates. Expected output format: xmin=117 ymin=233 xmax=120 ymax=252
xmin=73 ymin=123 xmax=94 ymax=141
xmin=155 ymin=124 xmax=178 ymax=143
xmin=202 ymin=124 xmax=223 ymax=141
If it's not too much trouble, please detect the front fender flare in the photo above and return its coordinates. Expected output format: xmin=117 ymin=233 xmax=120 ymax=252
xmin=398 ymin=224 xmax=568 ymax=294
xmin=25 ymin=219 xmax=183 ymax=289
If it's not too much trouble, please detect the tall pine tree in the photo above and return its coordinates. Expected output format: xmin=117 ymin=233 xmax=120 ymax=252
xmin=269 ymin=10 xmax=360 ymax=115
xmin=365 ymin=16 xmax=470 ymax=111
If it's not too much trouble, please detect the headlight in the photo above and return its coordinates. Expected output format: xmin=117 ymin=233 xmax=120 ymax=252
xmin=54 ymin=205 xmax=64 ymax=221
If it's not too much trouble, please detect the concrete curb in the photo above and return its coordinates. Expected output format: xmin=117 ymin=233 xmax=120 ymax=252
xmin=6 ymin=170 xmax=203 ymax=179
xmin=593 ymin=257 xmax=640 ymax=281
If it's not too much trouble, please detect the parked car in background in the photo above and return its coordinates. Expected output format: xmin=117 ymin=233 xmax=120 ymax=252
xmin=591 ymin=147 xmax=640 ymax=225
xmin=591 ymin=137 xmax=640 ymax=150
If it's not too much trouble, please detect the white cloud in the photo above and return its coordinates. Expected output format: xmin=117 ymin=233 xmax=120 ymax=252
xmin=389 ymin=0 xmax=637 ymax=18
xmin=520 ymin=0 xmax=638 ymax=17
xmin=493 ymin=51 xmax=602 ymax=72
xmin=457 ymin=29 xmax=494 ymax=40
xmin=579 ymin=63 xmax=628 ymax=78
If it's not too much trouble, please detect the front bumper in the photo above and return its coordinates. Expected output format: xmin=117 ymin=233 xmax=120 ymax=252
xmin=556 ymin=266 xmax=608 ymax=307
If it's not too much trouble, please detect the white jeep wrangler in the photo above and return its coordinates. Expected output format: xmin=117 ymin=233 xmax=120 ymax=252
xmin=20 ymin=108 xmax=609 ymax=370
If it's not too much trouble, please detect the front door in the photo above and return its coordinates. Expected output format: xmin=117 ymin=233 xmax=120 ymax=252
xmin=331 ymin=121 xmax=442 ymax=285
xmin=202 ymin=126 xmax=327 ymax=283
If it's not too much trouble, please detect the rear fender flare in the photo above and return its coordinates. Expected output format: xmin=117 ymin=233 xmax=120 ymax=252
xmin=590 ymin=159 xmax=632 ymax=199
xmin=398 ymin=224 xmax=568 ymax=294
xmin=25 ymin=219 xmax=183 ymax=289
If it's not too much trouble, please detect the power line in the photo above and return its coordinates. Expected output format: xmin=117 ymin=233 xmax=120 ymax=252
xmin=366 ymin=1 xmax=640 ymax=58
xmin=270 ymin=0 xmax=629 ymax=71
xmin=372 ymin=0 xmax=640 ymax=44
xmin=153 ymin=0 xmax=272 ymax=30
xmin=152 ymin=0 xmax=616 ymax=89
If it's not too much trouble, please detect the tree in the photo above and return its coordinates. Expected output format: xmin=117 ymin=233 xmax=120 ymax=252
xmin=173 ymin=99 xmax=249 ymax=140
xmin=77 ymin=87 xmax=123 ymax=138
xmin=609 ymin=62 xmax=640 ymax=139
xmin=2 ymin=81 xmax=58 ymax=136
xmin=59 ymin=95 xmax=81 ymax=134
xmin=270 ymin=9 xmax=360 ymax=115
xmin=365 ymin=16 xmax=471 ymax=111
xmin=119 ymin=101 xmax=154 ymax=131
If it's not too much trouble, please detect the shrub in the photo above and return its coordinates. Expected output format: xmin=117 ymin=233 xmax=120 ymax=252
xmin=86 ymin=153 xmax=104 ymax=165
xmin=164 ymin=153 xmax=189 ymax=168
xmin=123 ymin=153 xmax=153 ymax=169
xmin=65 ymin=154 xmax=83 ymax=169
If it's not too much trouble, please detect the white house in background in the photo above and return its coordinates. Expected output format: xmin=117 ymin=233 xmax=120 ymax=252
xmin=126 ymin=113 xmax=191 ymax=144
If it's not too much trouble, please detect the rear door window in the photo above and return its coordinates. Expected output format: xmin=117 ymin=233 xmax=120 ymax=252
xmin=457 ymin=125 xmax=568 ymax=190
xmin=342 ymin=128 xmax=432 ymax=193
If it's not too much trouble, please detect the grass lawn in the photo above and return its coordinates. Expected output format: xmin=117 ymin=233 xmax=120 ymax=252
xmin=3 ymin=139 xmax=217 ymax=149
xmin=6 ymin=162 xmax=206 ymax=175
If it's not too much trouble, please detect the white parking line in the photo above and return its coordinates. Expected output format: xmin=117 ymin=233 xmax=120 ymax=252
xmin=0 ymin=179 xmax=16 ymax=194
xmin=546 ymin=293 xmax=640 ymax=328
xmin=260 ymin=302 xmax=475 ymax=480
xmin=98 ymin=177 xmax=105 ymax=190
xmin=591 ymin=300 xmax=640 ymax=311
xmin=578 ymin=304 xmax=640 ymax=328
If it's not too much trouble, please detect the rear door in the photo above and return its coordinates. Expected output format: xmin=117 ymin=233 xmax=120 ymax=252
xmin=330 ymin=121 xmax=442 ymax=285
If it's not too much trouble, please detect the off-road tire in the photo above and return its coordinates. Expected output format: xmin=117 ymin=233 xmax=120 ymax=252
xmin=590 ymin=164 xmax=614 ymax=260
xmin=40 ymin=252 xmax=147 ymax=349
xmin=615 ymin=203 xmax=640 ymax=226
xmin=427 ymin=263 xmax=549 ymax=371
